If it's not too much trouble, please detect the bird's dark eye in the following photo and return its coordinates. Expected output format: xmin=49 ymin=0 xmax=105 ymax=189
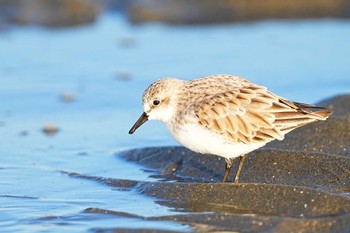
xmin=153 ymin=100 xmax=160 ymax=106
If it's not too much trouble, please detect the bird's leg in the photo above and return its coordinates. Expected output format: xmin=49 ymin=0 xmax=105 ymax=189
xmin=222 ymin=158 xmax=232 ymax=183
xmin=233 ymin=155 xmax=246 ymax=183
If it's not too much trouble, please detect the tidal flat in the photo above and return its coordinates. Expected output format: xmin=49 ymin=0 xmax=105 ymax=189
xmin=0 ymin=14 xmax=349 ymax=232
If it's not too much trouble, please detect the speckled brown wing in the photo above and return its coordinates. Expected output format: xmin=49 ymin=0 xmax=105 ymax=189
xmin=195 ymin=84 xmax=332 ymax=144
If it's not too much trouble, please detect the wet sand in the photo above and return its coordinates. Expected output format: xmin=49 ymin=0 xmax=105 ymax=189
xmin=70 ymin=94 xmax=350 ymax=232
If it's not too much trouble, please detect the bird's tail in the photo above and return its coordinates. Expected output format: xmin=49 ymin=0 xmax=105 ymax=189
xmin=293 ymin=102 xmax=334 ymax=120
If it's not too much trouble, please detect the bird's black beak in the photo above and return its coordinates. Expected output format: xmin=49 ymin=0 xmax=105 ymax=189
xmin=129 ymin=112 xmax=148 ymax=134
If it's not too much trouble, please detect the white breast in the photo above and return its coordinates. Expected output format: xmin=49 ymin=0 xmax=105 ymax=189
xmin=165 ymin=121 xmax=266 ymax=159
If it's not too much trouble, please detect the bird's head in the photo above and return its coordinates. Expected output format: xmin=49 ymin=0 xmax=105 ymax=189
xmin=129 ymin=78 xmax=184 ymax=134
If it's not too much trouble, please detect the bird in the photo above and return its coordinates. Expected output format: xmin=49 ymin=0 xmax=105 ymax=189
xmin=128 ymin=74 xmax=333 ymax=183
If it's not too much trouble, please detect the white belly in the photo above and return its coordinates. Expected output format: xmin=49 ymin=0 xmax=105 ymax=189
xmin=166 ymin=122 xmax=266 ymax=159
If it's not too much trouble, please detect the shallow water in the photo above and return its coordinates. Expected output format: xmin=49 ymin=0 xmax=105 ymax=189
xmin=0 ymin=14 xmax=349 ymax=232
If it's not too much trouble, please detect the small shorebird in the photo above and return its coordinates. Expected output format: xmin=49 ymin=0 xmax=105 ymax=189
xmin=129 ymin=75 xmax=333 ymax=183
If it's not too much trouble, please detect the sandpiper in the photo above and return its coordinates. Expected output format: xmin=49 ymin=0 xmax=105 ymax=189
xmin=129 ymin=74 xmax=333 ymax=183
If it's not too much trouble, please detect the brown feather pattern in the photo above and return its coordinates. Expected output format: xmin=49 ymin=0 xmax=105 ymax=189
xmin=191 ymin=75 xmax=333 ymax=144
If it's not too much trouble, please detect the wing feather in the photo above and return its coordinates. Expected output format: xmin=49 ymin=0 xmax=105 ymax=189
xmin=194 ymin=81 xmax=332 ymax=145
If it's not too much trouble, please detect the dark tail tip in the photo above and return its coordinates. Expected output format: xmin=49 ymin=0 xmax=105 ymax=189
xmin=315 ymin=108 xmax=334 ymax=119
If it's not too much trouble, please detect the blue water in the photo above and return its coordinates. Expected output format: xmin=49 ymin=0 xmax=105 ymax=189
xmin=0 ymin=14 xmax=349 ymax=232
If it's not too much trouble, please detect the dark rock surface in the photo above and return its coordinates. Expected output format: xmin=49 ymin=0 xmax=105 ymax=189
xmin=121 ymin=147 xmax=350 ymax=192
xmin=69 ymin=94 xmax=350 ymax=232
xmin=71 ymin=173 xmax=350 ymax=233
xmin=318 ymin=94 xmax=350 ymax=120
xmin=125 ymin=0 xmax=350 ymax=24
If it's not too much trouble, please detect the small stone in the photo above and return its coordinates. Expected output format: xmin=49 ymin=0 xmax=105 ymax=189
xmin=19 ymin=130 xmax=29 ymax=136
xmin=115 ymin=72 xmax=132 ymax=81
xmin=42 ymin=124 xmax=59 ymax=136
xmin=118 ymin=37 xmax=136 ymax=48
xmin=60 ymin=93 xmax=75 ymax=102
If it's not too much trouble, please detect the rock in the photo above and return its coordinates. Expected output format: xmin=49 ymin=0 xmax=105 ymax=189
xmin=0 ymin=0 xmax=103 ymax=27
xmin=19 ymin=130 xmax=28 ymax=136
xmin=118 ymin=37 xmax=136 ymax=49
xmin=115 ymin=71 xmax=132 ymax=81
xmin=317 ymin=94 xmax=350 ymax=120
xmin=42 ymin=123 xmax=59 ymax=136
xmin=267 ymin=118 xmax=349 ymax=157
xmin=71 ymin=173 xmax=350 ymax=233
xmin=120 ymin=146 xmax=350 ymax=192
xmin=60 ymin=93 xmax=76 ymax=103
xmin=126 ymin=0 xmax=350 ymax=24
